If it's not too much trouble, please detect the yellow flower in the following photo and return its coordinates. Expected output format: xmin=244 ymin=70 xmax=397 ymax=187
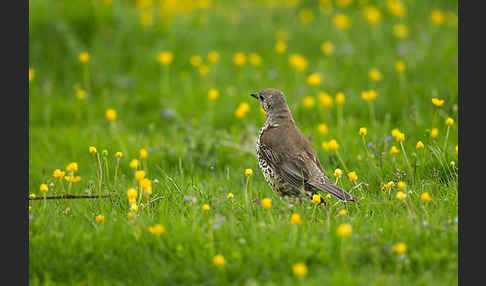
xmin=148 ymin=224 xmax=165 ymax=236
xmin=334 ymin=168 xmax=343 ymax=178
xmin=387 ymin=0 xmax=406 ymax=18
xmin=393 ymin=24 xmax=409 ymax=39
xmin=29 ymin=68 xmax=35 ymax=82
xmin=29 ymin=193 xmax=36 ymax=199
xmin=321 ymin=141 xmax=329 ymax=151
xmin=53 ymin=169 xmax=65 ymax=180
xmin=302 ymin=96 xmax=315 ymax=108
xmin=326 ymin=194 xmax=332 ymax=199
xmin=227 ymin=193 xmax=234 ymax=199
xmin=395 ymin=61 xmax=406 ymax=73
xmin=130 ymin=203 xmax=139 ymax=211
xmin=420 ymin=192 xmax=431 ymax=202
xmin=208 ymin=89 xmax=219 ymax=101
xmin=312 ymin=194 xmax=321 ymax=204
xmin=202 ymin=204 xmax=211 ymax=211
xmin=381 ymin=181 xmax=395 ymax=191
xmin=430 ymin=9 xmax=444 ymax=25
xmin=336 ymin=0 xmax=352 ymax=8
xmin=66 ymin=176 xmax=81 ymax=183
xmin=339 ymin=209 xmax=348 ymax=216
xmin=116 ymin=152 xmax=123 ymax=158
xmin=261 ymin=198 xmax=272 ymax=210
xmin=213 ymin=254 xmax=226 ymax=267
xmin=363 ymin=6 xmax=381 ymax=25
xmin=361 ymin=90 xmax=378 ymax=101
xmin=416 ymin=141 xmax=425 ymax=149
xmin=431 ymin=98 xmax=445 ymax=107
xmin=393 ymin=242 xmax=407 ymax=254
xmin=235 ymin=102 xmax=250 ymax=118
xmin=445 ymin=117 xmax=454 ymax=126
xmin=455 ymin=145 xmax=458 ymax=154
xmin=78 ymin=52 xmax=90 ymax=63
xmin=95 ymin=214 xmax=105 ymax=223
xmin=337 ymin=223 xmax=352 ymax=237
xmin=29 ymin=206 xmax=32 ymax=212
xmin=207 ymin=51 xmax=220 ymax=63
xmin=396 ymin=191 xmax=407 ymax=200
xmin=75 ymin=89 xmax=86 ymax=100
xmin=359 ymin=127 xmax=367 ymax=136
xmin=292 ymin=262 xmax=308 ymax=277
xmin=157 ymin=51 xmax=173 ymax=65
xmin=233 ymin=53 xmax=246 ymax=67
xmin=66 ymin=162 xmax=78 ymax=172
xmin=347 ymin=171 xmax=357 ymax=182
xmin=333 ymin=14 xmax=351 ymax=30
xmin=249 ymin=53 xmax=262 ymax=67
xmin=190 ymin=55 xmax=202 ymax=67
xmin=140 ymin=11 xmax=153 ymax=27
xmin=89 ymin=146 xmax=97 ymax=154
xmin=390 ymin=146 xmax=400 ymax=155
xmin=306 ymin=73 xmax=322 ymax=86
xmin=328 ymin=139 xmax=339 ymax=151
xmin=335 ymin=92 xmax=345 ymax=105
xmin=317 ymin=124 xmax=328 ymax=135
xmin=430 ymin=128 xmax=439 ymax=138
xmin=130 ymin=159 xmax=139 ymax=169
xmin=368 ymin=68 xmax=382 ymax=82
xmin=245 ymin=168 xmax=253 ymax=177
xmin=105 ymin=109 xmax=117 ymax=121
xmin=140 ymin=148 xmax=148 ymax=160
xmin=40 ymin=184 xmax=48 ymax=193
xmin=198 ymin=65 xmax=209 ymax=76
xmin=135 ymin=170 xmax=146 ymax=182
xmin=288 ymin=54 xmax=308 ymax=71
xmin=318 ymin=92 xmax=333 ymax=107
xmin=290 ymin=213 xmax=302 ymax=225
xmin=299 ymin=9 xmax=314 ymax=24
xmin=395 ymin=132 xmax=405 ymax=142
xmin=397 ymin=181 xmax=406 ymax=190
xmin=127 ymin=188 xmax=138 ymax=201
xmin=275 ymin=40 xmax=287 ymax=54
xmin=139 ymin=178 xmax=152 ymax=195
xmin=321 ymin=41 xmax=334 ymax=55
xmin=127 ymin=212 xmax=136 ymax=219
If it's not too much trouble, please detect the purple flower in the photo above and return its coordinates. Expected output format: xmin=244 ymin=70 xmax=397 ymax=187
xmin=213 ymin=224 xmax=220 ymax=230
xmin=386 ymin=136 xmax=392 ymax=142
xmin=184 ymin=196 xmax=190 ymax=202
xmin=367 ymin=142 xmax=373 ymax=149
xmin=219 ymin=217 xmax=226 ymax=223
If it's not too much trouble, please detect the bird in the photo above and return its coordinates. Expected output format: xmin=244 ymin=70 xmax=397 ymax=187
xmin=250 ymin=88 xmax=357 ymax=203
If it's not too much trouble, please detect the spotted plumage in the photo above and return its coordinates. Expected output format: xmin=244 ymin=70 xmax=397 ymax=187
xmin=251 ymin=88 xmax=357 ymax=203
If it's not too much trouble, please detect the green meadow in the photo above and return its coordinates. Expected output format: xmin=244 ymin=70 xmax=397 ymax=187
xmin=29 ymin=0 xmax=458 ymax=285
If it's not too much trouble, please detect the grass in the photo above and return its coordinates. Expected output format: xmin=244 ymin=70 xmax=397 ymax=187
xmin=29 ymin=0 xmax=458 ymax=285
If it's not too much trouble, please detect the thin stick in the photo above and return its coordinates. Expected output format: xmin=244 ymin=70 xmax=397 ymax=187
xmin=29 ymin=194 xmax=112 ymax=200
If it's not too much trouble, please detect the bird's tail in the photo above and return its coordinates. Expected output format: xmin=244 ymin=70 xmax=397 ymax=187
xmin=309 ymin=180 xmax=357 ymax=202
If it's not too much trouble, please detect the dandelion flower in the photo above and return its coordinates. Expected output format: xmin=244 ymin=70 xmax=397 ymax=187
xmin=339 ymin=209 xmax=348 ymax=216
xmin=369 ymin=68 xmax=382 ymax=82
xmin=318 ymin=92 xmax=333 ymax=107
xmin=190 ymin=55 xmax=202 ymax=67
xmin=130 ymin=203 xmax=139 ymax=211
xmin=445 ymin=117 xmax=454 ymax=126
xmin=140 ymin=178 xmax=152 ymax=194
xmin=455 ymin=145 xmax=458 ymax=154
xmin=78 ymin=52 xmax=90 ymax=63
xmin=328 ymin=139 xmax=339 ymax=151
xmin=157 ymin=51 xmax=173 ymax=65
xmin=390 ymin=146 xmax=400 ymax=155
xmin=227 ymin=193 xmax=234 ymax=199
xmin=393 ymin=242 xmax=407 ymax=254
xmin=321 ymin=141 xmax=329 ymax=151
xmin=95 ymin=214 xmax=105 ymax=223
xmin=393 ymin=24 xmax=409 ymax=39
xmin=135 ymin=170 xmax=146 ymax=181
xmin=306 ymin=73 xmax=322 ymax=86
xmin=53 ymin=169 xmax=65 ymax=180
xmin=396 ymin=191 xmax=407 ymax=200
xmin=202 ymin=204 xmax=211 ymax=211
xmin=29 ymin=68 xmax=35 ymax=82
xmin=321 ymin=41 xmax=334 ymax=55
xmin=299 ymin=9 xmax=314 ymax=24
xmin=213 ymin=254 xmax=226 ymax=267
xmin=148 ymin=224 xmax=165 ymax=236
xmin=127 ymin=212 xmax=136 ymax=219
xmin=127 ymin=188 xmax=138 ymax=201
xmin=395 ymin=132 xmax=405 ymax=142
xmin=363 ymin=5 xmax=381 ymax=25
xmin=361 ymin=90 xmax=378 ymax=101
xmin=431 ymin=9 xmax=444 ymax=25
xmin=140 ymin=148 xmax=148 ymax=160
xmin=334 ymin=168 xmax=343 ymax=178
xmin=140 ymin=11 xmax=153 ymax=27
xmin=245 ymin=168 xmax=253 ymax=177
xmin=395 ymin=61 xmax=406 ymax=73
xmin=233 ymin=53 xmax=246 ymax=67
xmin=312 ymin=194 xmax=321 ymax=204
xmin=317 ymin=123 xmax=328 ymax=135
xmin=198 ymin=64 xmax=209 ymax=76
xmin=275 ymin=40 xmax=287 ymax=54
xmin=75 ymin=89 xmax=86 ymax=100
xmin=249 ymin=53 xmax=262 ymax=67
xmin=40 ymin=184 xmax=48 ymax=193
xmin=430 ymin=128 xmax=439 ymax=138
xmin=416 ymin=141 xmax=425 ymax=149
xmin=130 ymin=159 xmax=139 ymax=169
xmin=261 ymin=198 xmax=272 ymax=210
xmin=387 ymin=0 xmax=406 ymax=18
xmin=105 ymin=109 xmax=117 ymax=121
xmin=65 ymin=162 xmax=78 ymax=173
xmin=335 ymin=92 xmax=345 ymax=105
xmin=89 ymin=146 xmax=97 ymax=154
xmin=292 ymin=262 xmax=308 ymax=277
xmin=115 ymin=152 xmax=123 ymax=158
xmin=302 ymin=96 xmax=315 ymax=108
xmin=288 ymin=54 xmax=308 ymax=71
xmin=208 ymin=89 xmax=219 ymax=101
xmin=336 ymin=0 xmax=352 ymax=8
xmin=359 ymin=127 xmax=368 ymax=136
xmin=290 ymin=213 xmax=302 ymax=225
xmin=347 ymin=171 xmax=357 ymax=182
xmin=420 ymin=192 xmax=431 ymax=202
xmin=397 ymin=181 xmax=406 ymax=190
xmin=333 ymin=14 xmax=350 ymax=30
xmin=337 ymin=223 xmax=352 ymax=237
xmin=29 ymin=193 xmax=36 ymax=199
xmin=431 ymin=98 xmax=445 ymax=107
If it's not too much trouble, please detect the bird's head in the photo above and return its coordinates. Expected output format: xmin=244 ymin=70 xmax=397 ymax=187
xmin=250 ymin=88 xmax=294 ymax=124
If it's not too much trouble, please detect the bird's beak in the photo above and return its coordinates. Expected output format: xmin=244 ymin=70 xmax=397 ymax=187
xmin=250 ymin=93 xmax=258 ymax=99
